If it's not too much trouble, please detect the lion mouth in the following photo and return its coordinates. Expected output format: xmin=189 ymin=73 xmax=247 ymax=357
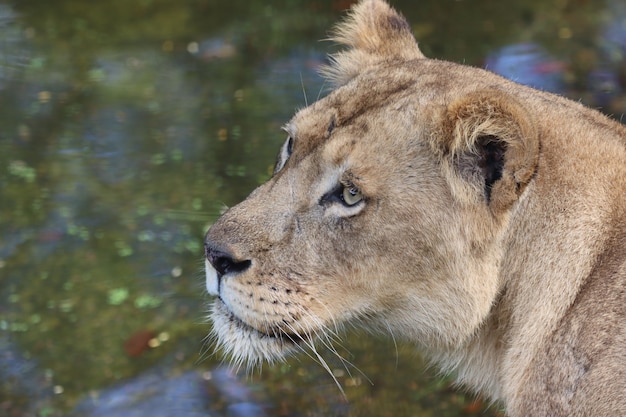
xmin=214 ymin=297 xmax=301 ymax=344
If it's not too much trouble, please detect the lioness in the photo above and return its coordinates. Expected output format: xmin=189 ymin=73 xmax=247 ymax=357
xmin=203 ymin=0 xmax=626 ymax=415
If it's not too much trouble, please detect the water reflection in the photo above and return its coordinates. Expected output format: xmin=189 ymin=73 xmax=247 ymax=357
xmin=592 ymin=0 xmax=626 ymax=109
xmin=0 ymin=0 xmax=624 ymax=416
xmin=486 ymin=43 xmax=565 ymax=93
xmin=0 ymin=4 xmax=29 ymax=89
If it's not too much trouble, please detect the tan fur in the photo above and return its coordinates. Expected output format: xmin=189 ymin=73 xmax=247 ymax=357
xmin=204 ymin=1 xmax=626 ymax=415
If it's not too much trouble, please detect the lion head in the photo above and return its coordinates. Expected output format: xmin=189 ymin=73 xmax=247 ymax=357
xmin=204 ymin=0 xmax=538 ymax=369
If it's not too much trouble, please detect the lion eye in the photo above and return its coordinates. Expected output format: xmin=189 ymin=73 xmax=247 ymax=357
xmin=319 ymin=180 xmax=365 ymax=212
xmin=341 ymin=185 xmax=363 ymax=206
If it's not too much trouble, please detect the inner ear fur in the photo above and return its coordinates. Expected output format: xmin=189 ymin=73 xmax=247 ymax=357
xmin=437 ymin=89 xmax=539 ymax=214
xmin=321 ymin=0 xmax=425 ymax=87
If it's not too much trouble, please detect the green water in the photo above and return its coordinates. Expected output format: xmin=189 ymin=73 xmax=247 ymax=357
xmin=0 ymin=0 xmax=624 ymax=416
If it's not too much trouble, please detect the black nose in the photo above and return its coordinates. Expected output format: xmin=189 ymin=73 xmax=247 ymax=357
xmin=205 ymin=244 xmax=251 ymax=277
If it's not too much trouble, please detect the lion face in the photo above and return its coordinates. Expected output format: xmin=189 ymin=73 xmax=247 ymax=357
xmin=204 ymin=0 xmax=538 ymax=367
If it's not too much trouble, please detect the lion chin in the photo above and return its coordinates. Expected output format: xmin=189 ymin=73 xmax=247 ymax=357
xmin=210 ymin=300 xmax=298 ymax=367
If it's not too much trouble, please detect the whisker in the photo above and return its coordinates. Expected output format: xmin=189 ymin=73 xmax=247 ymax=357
xmin=280 ymin=325 xmax=326 ymax=368
xmin=383 ymin=319 xmax=400 ymax=370
xmin=300 ymin=72 xmax=308 ymax=107
xmin=281 ymin=320 xmax=346 ymax=397
xmin=316 ymin=78 xmax=328 ymax=102
xmin=316 ymin=302 xmax=343 ymax=337
xmin=306 ymin=329 xmax=347 ymax=398
xmin=291 ymin=305 xmax=373 ymax=387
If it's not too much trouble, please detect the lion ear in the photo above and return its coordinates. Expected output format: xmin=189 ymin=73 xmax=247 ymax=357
xmin=321 ymin=0 xmax=425 ymax=87
xmin=438 ymin=90 xmax=540 ymax=214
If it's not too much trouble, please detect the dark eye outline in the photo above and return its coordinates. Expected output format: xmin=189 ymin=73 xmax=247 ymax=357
xmin=273 ymin=136 xmax=294 ymax=174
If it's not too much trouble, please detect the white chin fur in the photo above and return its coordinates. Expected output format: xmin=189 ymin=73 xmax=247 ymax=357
xmin=205 ymin=259 xmax=219 ymax=295
xmin=210 ymin=300 xmax=295 ymax=366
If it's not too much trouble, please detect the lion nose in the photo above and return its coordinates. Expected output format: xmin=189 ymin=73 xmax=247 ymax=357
xmin=205 ymin=244 xmax=251 ymax=278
